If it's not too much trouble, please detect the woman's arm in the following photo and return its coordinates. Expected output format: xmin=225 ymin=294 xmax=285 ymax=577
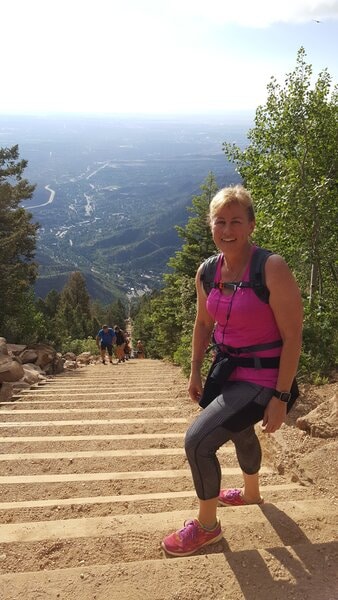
xmin=262 ymin=254 xmax=303 ymax=433
xmin=188 ymin=265 xmax=215 ymax=402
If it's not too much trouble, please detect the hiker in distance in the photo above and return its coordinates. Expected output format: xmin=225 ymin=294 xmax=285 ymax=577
xmin=162 ymin=185 xmax=303 ymax=556
xmin=96 ymin=324 xmax=116 ymax=364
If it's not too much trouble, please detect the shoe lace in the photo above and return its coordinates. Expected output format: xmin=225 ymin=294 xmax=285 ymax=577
xmin=225 ymin=489 xmax=241 ymax=500
xmin=178 ymin=519 xmax=199 ymax=542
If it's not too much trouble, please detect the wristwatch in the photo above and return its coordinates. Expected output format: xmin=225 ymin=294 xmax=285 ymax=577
xmin=274 ymin=389 xmax=292 ymax=402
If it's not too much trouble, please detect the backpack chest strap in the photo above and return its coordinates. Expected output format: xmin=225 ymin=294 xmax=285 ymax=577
xmin=211 ymin=281 xmax=262 ymax=291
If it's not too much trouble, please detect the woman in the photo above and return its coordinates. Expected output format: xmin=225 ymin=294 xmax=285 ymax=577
xmin=136 ymin=340 xmax=145 ymax=359
xmin=114 ymin=326 xmax=126 ymax=363
xmin=161 ymin=185 xmax=303 ymax=557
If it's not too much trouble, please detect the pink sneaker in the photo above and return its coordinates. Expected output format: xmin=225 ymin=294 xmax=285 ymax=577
xmin=219 ymin=488 xmax=264 ymax=506
xmin=161 ymin=518 xmax=223 ymax=557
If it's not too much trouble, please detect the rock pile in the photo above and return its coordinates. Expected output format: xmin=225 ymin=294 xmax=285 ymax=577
xmin=0 ymin=338 xmax=98 ymax=402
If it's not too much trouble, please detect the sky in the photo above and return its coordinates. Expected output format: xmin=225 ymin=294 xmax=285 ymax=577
xmin=1 ymin=0 xmax=338 ymax=116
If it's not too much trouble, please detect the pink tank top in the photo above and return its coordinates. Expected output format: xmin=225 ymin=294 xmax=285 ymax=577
xmin=206 ymin=246 xmax=281 ymax=388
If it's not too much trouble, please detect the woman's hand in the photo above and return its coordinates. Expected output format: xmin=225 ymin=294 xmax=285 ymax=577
xmin=262 ymin=397 xmax=287 ymax=433
xmin=188 ymin=372 xmax=203 ymax=403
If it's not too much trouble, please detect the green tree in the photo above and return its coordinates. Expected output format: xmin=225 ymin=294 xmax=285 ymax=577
xmin=133 ymin=173 xmax=219 ymax=371
xmin=223 ymin=48 xmax=338 ymax=377
xmin=44 ymin=289 xmax=61 ymax=318
xmin=159 ymin=172 xmax=219 ymax=364
xmin=3 ymin=289 xmax=46 ymax=344
xmin=0 ymin=145 xmax=39 ymax=334
xmin=55 ymin=272 xmax=92 ymax=342
xmin=132 ymin=290 xmax=163 ymax=359
xmin=106 ymin=298 xmax=128 ymax=329
xmin=171 ymin=172 xmax=220 ymax=277
xmin=35 ymin=289 xmax=61 ymax=343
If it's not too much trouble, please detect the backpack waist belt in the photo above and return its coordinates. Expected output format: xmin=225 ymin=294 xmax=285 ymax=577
xmin=212 ymin=339 xmax=282 ymax=370
xmin=215 ymin=339 xmax=283 ymax=355
xmin=227 ymin=355 xmax=280 ymax=370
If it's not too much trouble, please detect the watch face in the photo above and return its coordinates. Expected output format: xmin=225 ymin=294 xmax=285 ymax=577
xmin=278 ymin=392 xmax=291 ymax=402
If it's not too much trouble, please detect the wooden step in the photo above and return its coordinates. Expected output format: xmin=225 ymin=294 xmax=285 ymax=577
xmin=0 ymin=407 xmax=181 ymax=417
xmin=0 ymin=484 xmax=312 ymax=526
xmin=0 ymin=417 xmax=189 ymax=427
xmin=0 ymin=501 xmax=336 ymax=575
xmin=0 ymin=465 xmax=267 ymax=485
xmin=2 ymin=541 xmax=337 ymax=600
xmin=2 ymin=499 xmax=336 ymax=546
xmin=1 ymin=398 xmax=177 ymax=405
xmin=0 ymin=483 xmax=306 ymax=510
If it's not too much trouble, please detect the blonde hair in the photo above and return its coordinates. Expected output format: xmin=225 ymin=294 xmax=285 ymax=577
xmin=209 ymin=185 xmax=255 ymax=222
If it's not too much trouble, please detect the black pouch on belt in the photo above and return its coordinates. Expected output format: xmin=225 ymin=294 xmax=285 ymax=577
xmin=199 ymin=353 xmax=236 ymax=409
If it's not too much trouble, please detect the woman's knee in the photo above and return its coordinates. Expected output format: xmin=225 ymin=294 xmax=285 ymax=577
xmin=184 ymin=425 xmax=213 ymax=464
xmin=231 ymin=427 xmax=262 ymax=473
xmin=231 ymin=426 xmax=258 ymax=448
xmin=184 ymin=426 xmax=199 ymax=457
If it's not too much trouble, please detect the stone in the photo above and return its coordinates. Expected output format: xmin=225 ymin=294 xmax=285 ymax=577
xmin=64 ymin=360 xmax=78 ymax=370
xmin=12 ymin=381 xmax=31 ymax=390
xmin=24 ymin=363 xmax=44 ymax=374
xmin=77 ymin=352 xmax=91 ymax=364
xmin=63 ymin=352 xmax=77 ymax=361
xmin=0 ymin=355 xmax=25 ymax=382
xmin=6 ymin=343 xmax=27 ymax=355
xmin=22 ymin=365 xmax=41 ymax=384
xmin=296 ymin=394 xmax=338 ymax=438
xmin=19 ymin=349 xmax=39 ymax=364
xmin=0 ymin=338 xmax=8 ymax=355
xmin=52 ymin=354 xmax=64 ymax=374
xmin=27 ymin=343 xmax=55 ymax=369
xmin=0 ymin=382 xmax=15 ymax=402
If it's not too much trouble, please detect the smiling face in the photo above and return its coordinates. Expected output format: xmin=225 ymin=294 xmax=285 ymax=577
xmin=211 ymin=201 xmax=255 ymax=255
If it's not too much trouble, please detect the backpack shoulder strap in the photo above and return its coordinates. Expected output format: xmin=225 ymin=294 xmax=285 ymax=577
xmin=200 ymin=247 xmax=274 ymax=303
xmin=249 ymin=247 xmax=274 ymax=303
xmin=200 ymin=254 xmax=221 ymax=295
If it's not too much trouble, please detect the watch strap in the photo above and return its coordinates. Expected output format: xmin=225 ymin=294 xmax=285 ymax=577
xmin=274 ymin=389 xmax=292 ymax=402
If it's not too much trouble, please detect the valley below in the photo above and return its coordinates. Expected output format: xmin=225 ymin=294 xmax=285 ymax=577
xmin=0 ymin=114 xmax=250 ymax=302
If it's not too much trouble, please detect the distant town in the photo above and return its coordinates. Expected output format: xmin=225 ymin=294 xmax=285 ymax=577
xmin=0 ymin=113 xmax=251 ymax=302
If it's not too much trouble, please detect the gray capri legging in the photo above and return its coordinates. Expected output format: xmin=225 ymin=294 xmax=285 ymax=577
xmin=185 ymin=381 xmax=275 ymax=500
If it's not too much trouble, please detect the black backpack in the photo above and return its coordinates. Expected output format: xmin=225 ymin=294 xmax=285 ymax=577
xmin=115 ymin=329 xmax=125 ymax=345
xmin=200 ymin=246 xmax=273 ymax=303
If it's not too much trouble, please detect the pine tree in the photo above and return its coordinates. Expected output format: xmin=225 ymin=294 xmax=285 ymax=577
xmin=36 ymin=289 xmax=61 ymax=343
xmin=55 ymin=272 xmax=92 ymax=341
xmin=169 ymin=172 xmax=219 ymax=276
xmin=0 ymin=145 xmax=39 ymax=334
xmin=106 ymin=299 xmax=127 ymax=329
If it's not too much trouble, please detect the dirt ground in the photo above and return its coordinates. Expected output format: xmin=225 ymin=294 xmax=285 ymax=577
xmin=260 ymin=379 xmax=338 ymax=490
xmin=0 ymin=361 xmax=337 ymax=600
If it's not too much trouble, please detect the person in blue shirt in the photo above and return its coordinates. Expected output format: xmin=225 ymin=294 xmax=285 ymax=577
xmin=96 ymin=324 xmax=116 ymax=364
